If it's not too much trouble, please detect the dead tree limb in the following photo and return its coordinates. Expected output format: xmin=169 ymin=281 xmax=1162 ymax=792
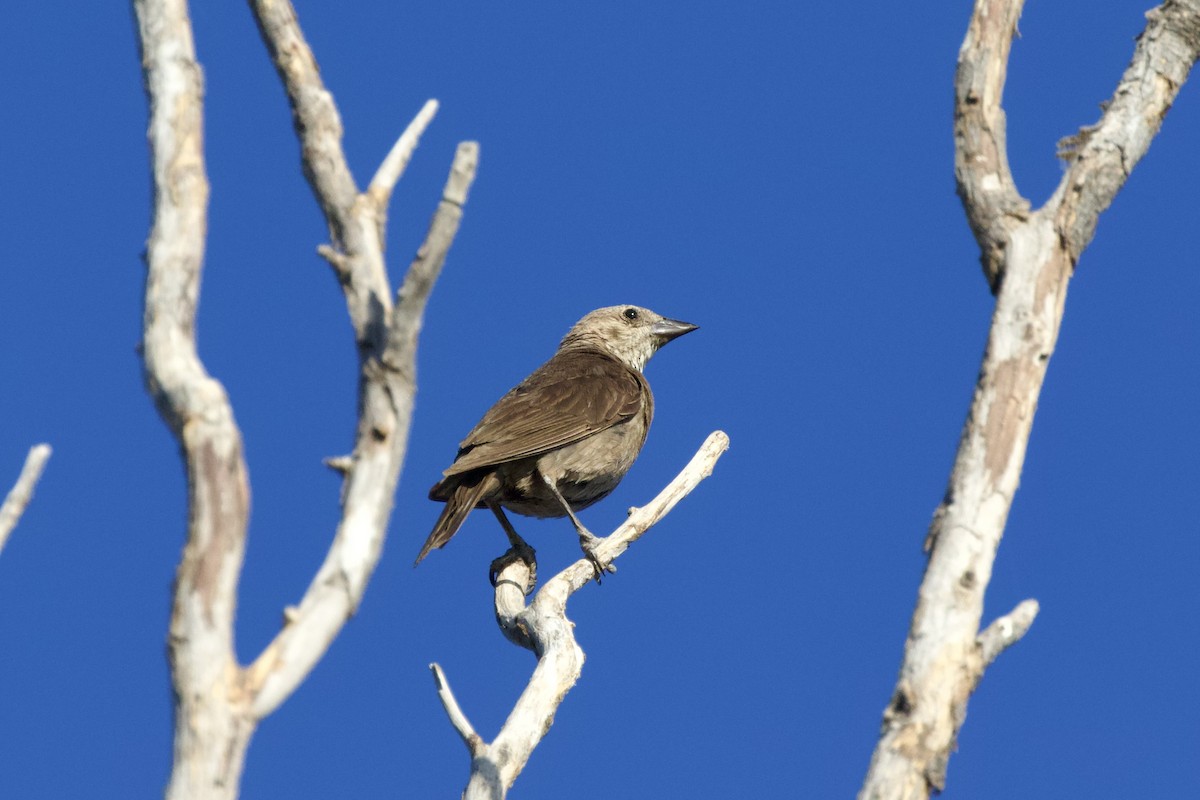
xmin=432 ymin=431 xmax=729 ymax=800
xmin=859 ymin=3 xmax=1200 ymax=796
xmin=133 ymin=0 xmax=477 ymax=796
xmin=0 ymin=444 xmax=51 ymax=556
xmin=860 ymin=2 xmax=1200 ymax=798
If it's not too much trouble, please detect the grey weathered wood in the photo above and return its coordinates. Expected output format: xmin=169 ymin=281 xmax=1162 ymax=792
xmin=133 ymin=0 xmax=477 ymax=796
xmin=860 ymin=2 xmax=1200 ymax=798
xmin=0 ymin=444 xmax=51 ymax=555
xmin=432 ymin=431 xmax=730 ymax=800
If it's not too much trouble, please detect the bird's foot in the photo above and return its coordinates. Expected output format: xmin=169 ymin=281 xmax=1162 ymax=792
xmin=579 ymin=530 xmax=617 ymax=584
xmin=489 ymin=540 xmax=537 ymax=594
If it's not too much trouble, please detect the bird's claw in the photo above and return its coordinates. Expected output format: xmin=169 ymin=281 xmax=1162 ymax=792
xmin=489 ymin=544 xmax=537 ymax=594
xmin=579 ymin=531 xmax=616 ymax=584
xmin=586 ymin=552 xmax=617 ymax=583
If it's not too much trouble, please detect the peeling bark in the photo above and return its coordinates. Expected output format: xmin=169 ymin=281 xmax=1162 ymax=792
xmin=861 ymin=2 xmax=1200 ymax=798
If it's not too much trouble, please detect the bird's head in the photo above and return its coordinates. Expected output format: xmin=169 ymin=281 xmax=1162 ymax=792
xmin=560 ymin=305 xmax=698 ymax=372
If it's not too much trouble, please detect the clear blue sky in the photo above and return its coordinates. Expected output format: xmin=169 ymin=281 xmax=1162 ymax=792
xmin=1 ymin=2 xmax=1197 ymax=797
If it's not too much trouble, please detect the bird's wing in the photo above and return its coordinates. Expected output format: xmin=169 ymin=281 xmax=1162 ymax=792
xmin=443 ymin=350 xmax=647 ymax=476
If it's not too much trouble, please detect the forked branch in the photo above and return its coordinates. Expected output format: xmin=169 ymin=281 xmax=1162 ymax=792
xmin=134 ymin=0 xmax=478 ymax=797
xmin=861 ymin=2 xmax=1200 ymax=798
xmin=434 ymin=431 xmax=730 ymax=799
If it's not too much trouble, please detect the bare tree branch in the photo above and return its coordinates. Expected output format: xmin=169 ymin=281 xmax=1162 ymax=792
xmin=249 ymin=143 xmax=478 ymax=719
xmin=249 ymin=0 xmax=388 ymax=337
xmin=861 ymin=3 xmax=1200 ymax=798
xmin=978 ymin=599 xmax=1039 ymax=668
xmin=1052 ymin=0 xmax=1200 ymax=262
xmin=954 ymin=0 xmax=1031 ymax=292
xmin=369 ymin=98 xmax=439 ymax=207
xmin=429 ymin=663 xmax=485 ymax=757
xmin=134 ymin=0 xmax=477 ymax=795
xmin=432 ymin=431 xmax=730 ymax=799
xmin=384 ymin=141 xmax=479 ymax=381
xmin=134 ymin=1 xmax=256 ymax=795
xmin=0 ymin=444 xmax=51 ymax=555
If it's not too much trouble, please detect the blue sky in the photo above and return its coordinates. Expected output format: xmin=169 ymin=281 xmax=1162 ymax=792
xmin=1 ymin=1 xmax=1198 ymax=797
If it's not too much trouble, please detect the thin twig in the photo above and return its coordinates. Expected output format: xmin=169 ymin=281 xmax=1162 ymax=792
xmin=368 ymin=99 xmax=439 ymax=206
xmin=0 ymin=444 xmax=51 ymax=555
xmin=978 ymin=599 xmax=1039 ymax=667
xmin=430 ymin=663 xmax=485 ymax=757
xmin=385 ymin=141 xmax=479 ymax=372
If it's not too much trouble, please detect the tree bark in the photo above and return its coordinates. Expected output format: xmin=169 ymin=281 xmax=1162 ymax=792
xmin=432 ymin=432 xmax=730 ymax=800
xmin=859 ymin=2 xmax=1200 ymax=798
xmin=132 ymin=0 xmax=478 ymax=796
xmin=0 ymin=444 xmax=51 ymax=556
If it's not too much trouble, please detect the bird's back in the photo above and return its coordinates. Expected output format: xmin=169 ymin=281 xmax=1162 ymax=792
xmin=439 ymin=348 xmax=652 ymax=482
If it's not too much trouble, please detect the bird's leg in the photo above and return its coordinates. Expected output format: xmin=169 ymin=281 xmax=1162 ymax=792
xmin=491 ymin=503 xmax=534 ymax=553
xmin=541 ymin=477 xmax=616 ymax=581
xmin=488 ymin=503 xmax=537 ymax=591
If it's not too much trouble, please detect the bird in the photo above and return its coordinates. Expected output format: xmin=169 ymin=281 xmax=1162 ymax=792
xmin=415 ymin=305 xmax=697 ymax=577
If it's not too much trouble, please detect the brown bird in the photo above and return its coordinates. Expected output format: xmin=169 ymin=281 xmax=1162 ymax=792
xmin=416 ymin=305 xmax=697 ymax=575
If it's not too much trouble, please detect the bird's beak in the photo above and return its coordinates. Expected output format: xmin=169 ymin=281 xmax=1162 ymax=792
xmin=651 ymin=318 xmax=699 ymax=344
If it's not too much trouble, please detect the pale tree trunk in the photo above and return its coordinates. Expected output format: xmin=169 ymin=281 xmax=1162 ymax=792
xmin=430 ymin=432 xmax=729 ymax=800
xmin=859 ymin=2 xmax=1200 ymax=798
xmin=131 ymin=0 xmax=478 ymax=797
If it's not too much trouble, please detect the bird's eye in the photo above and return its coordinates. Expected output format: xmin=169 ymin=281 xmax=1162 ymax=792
xmin=623 ymin=308 xmax=639 ymax=321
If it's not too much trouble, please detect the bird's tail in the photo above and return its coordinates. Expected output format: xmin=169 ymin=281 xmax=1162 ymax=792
xmin=415 ymin=472 xmax=500 ymax=565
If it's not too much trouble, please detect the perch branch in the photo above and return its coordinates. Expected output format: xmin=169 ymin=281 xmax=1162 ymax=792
xmin=0 ymin=444 xmax=51 ymax=555
xmin=439 ymin=431 xmax=729 ymax=800
xmin=546 ymin=429 xmax=731 ymax=598
xmin=861 ymin=2 xmax=1200 ymax=799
